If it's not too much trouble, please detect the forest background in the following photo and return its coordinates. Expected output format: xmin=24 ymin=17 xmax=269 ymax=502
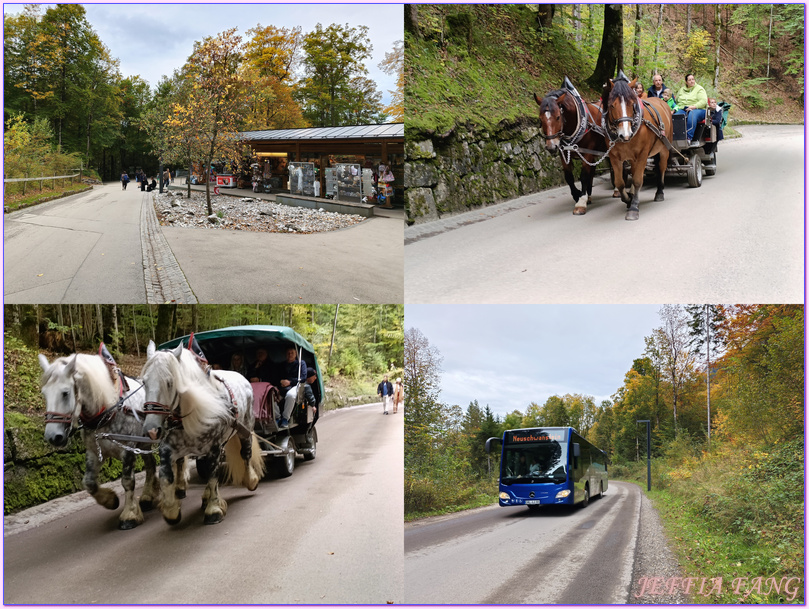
xmin=405 ymin=4 xmax=804 ymax=138
xmin=404 ymin=304 xmax=804 ymax=604
xmin=4 ymin=304 xmax=403 ymax=513
xmin=3 ymin=4 xmax=404 ymax=208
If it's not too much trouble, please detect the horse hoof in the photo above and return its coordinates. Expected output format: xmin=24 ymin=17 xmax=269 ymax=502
xmin=175 ymin=488 xmax=186 ymax=499
xmin=163 ymin=511 xmax=182 ymax=526
xmin=572 ymin=207 xmax=587 ymax=216
xmin=612 ymin=190 xmax=620 ymax=198
xmin=625 ymin=210 xmax=639 ymax=221
xmin=139 ymin=499 xmax=155 ymax=512
xmin=203 ymin=512 xmax=224 ymax=525
xmin=654 ymin=192 xmax=664 ymax=202
xmin=118 ymin=519 xmax=140 ymax=530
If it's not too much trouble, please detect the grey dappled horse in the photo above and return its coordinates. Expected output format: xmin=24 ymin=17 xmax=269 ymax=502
xmin=39 ymin=352 xmax=161 ymax=529
xmin=140 ymin=340 xmax=264 ymax=525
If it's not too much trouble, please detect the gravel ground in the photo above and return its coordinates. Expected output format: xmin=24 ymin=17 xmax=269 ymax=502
xmin=153 ymin=190 xmax=366 ymax=233
xmin=630 ymin=490 xmax=691 ymax=604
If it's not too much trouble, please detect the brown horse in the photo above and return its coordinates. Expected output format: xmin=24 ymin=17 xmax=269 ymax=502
xmin=534 ymin=86 xmax=610 ymax=215
xmin=603 ymin=73 xmax=673 ymax=221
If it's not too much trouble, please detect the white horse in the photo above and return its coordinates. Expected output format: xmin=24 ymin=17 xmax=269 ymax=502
xmin=140 ymin=340 xmax=264 ymax=525
xmin=39 ymin=352 xmax=161 ymax=529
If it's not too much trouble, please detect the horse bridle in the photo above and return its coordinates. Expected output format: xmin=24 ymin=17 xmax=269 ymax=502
xmin=604 ymin=95 xmax=643 ymax=142
xmin=44 ymin=376 xmax=144 ymax=434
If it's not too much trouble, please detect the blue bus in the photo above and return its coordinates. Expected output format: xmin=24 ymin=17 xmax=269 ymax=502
xmin=485 ymin=427 xmax=608 ymax=509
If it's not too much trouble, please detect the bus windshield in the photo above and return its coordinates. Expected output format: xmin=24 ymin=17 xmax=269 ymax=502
xmin=501 ymin=441 xmax=568 ymax=485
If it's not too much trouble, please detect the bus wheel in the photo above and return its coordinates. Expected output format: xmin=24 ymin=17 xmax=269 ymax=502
xmin=599 ymin=481 xmax=604 ymax=497
xmin=581 ymin=484 xmax=590 ymax=508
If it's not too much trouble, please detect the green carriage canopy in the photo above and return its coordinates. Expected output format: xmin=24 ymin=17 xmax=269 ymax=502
xmin=158 ymin=325 xmax=325 ymax=403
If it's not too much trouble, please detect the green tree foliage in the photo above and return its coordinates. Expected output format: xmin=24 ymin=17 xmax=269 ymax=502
xmin=297 ymin=23 xmax=383 ymax=126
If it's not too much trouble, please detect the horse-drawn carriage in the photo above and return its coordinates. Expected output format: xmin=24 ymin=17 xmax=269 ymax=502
xmin=537 ymin=73 xmax=729 ymax=220
xmin=158 ymin=325 xmax=322 ymax=479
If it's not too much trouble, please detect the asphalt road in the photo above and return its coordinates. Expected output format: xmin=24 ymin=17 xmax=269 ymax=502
xmin=3 ymin=403 xmax=404 ymax=605
xmin=4 ymin=183 xmax=147 ymax=302
xmin=404 ymin=480 xmax=640 ymax=604
xmin=3 ymin=183 xmax=404 ymax=304
xmin=404 ymin=125 xmax=804 ymax=304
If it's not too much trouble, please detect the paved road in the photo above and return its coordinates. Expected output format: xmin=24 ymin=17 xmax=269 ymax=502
xmin=4 ymin=183 xmax=403 ymax=304
xmin=4 ymin=404 xmax=404 ymax=604
xmin=4 ymin=183 xmax=148 ymax=303
xmin=404 ymin=125 xmax=804 ymax=303
xmin=405 ymin=481 xmax=640 ymax=604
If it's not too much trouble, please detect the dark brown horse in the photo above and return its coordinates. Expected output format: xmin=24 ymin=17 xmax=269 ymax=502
xmin=534 ymin=86 xmax=610 ymax=215
xmin=603 ymin=73 xmax=673 ymax=221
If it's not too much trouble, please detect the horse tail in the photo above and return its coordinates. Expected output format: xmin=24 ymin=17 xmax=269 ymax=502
xmin=223 ymin=433 xmax=265 ymax=488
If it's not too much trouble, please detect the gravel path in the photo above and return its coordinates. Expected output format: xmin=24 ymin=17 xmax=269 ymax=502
xmin=154 ymin=191 xmax=365 ymax=233
xmin=630 ymin=489 xmax=691 ymax=604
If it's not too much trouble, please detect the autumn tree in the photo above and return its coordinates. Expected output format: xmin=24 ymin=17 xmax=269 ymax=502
xmin=297 ymin=23 xmax=381 ymax=126
xmin=242 ymin=24 xmax=307 ymax=129
xmin=378 ymin=40 xmax=403 ymax=122
xmin=654 ymin=304 xmax=697 ymax=433
xmin=175 ymin=28 xmax=252 ymax=215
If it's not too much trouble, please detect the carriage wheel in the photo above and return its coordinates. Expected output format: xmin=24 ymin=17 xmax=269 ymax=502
xmin=686 ymin=154 xmax=703 ymax=188
xmin=274 ymin=442 xmax=296 ymax=478
xmin=704 ymin=152 xmax=717 ymax=177
xmin=303 ymin=429 xmax=317 ymax=462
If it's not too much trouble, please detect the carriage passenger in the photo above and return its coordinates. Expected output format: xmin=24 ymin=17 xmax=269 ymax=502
xmin=247 ymin=348 xmax=273 ymax=383
xmin=272 ymin=345 xmax=308 ymax=429
xmin=661 ymin=89 xmax=679 ymax=113
xmin=634 ymin=82 xmax=646 ymax=99
xmin=230 ymin=352 xmax=248 ymax=378
xmin=674 ymin=74 xmax=708 ymax=141
xmin=646 ymin=73 xmax=668 ymax=99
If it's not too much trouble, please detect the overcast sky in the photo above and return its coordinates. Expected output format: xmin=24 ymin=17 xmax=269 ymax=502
xmin=5 ymin=3 xmax=403 ymax=109
xmin=406 ymin=305 xmax=666 ymax=419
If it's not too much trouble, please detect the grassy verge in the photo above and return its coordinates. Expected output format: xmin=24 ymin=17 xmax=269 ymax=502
xmin=614 ymin=438 xmax=804 ymax=604
xmin=405 ymin=479 xmax=497 ymax=522
xmin=4 ymin=182 xmax=93 ymax=212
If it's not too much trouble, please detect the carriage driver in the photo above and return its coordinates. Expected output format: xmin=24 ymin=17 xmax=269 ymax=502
xmin=273 ymin=345 xmax=308 ymax=429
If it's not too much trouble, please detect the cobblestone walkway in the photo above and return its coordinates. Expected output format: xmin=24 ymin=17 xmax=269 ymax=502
xmin=140 ymin=193 xmax=197 ymax=303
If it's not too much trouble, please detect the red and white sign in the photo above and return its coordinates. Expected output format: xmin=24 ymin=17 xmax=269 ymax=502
xmin=216 ymin=175 xmax=236 ymax=188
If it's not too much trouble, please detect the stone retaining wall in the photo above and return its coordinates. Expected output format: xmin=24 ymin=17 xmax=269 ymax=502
xmin=404 ymin=117 xmax=567 ymax=225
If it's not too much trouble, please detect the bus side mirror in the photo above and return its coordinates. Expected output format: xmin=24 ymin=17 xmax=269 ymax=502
xmin=485 ymin=437 xmax=501 ymax=454
xmin=573 ymin=443 xmax=580 ymax=469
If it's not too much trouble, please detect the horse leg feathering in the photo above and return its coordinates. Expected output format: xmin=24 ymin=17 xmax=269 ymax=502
xmin=157 ymin=444 xmax=182 ymax=525
xmin=224 ymin=433 xmax=265 ymax=491
xmin=118 ymin=450 xmax=144 ymax=530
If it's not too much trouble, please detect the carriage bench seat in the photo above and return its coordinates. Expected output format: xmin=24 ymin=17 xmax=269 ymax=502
xmin=251 ymin=382 xmax=280 ymax=425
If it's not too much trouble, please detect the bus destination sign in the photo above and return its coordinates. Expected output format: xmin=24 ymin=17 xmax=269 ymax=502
xmin=507 ymin=429 xmax=566 ymax=443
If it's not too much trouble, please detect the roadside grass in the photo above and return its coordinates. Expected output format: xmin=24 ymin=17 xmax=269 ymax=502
xmin=4 ymin=181 xmax=92 ymax=212
xmin=405 ymin=481 xmax=497 ymax=522
xmin=614 ymin=438 xmax=804 ymax=604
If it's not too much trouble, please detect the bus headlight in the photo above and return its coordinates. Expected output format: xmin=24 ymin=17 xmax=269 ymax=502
xmin=499 ymin=492 xmax=510 ymax=500
xmin=555 ymin=490 xmax=571 ymax=499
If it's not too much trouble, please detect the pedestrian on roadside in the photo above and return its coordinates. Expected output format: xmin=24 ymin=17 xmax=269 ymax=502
xmin=121 ymin=172 xmax=129 ymax=190
xmin=392 ymin=377 xmax=403 ymax=414
xmin=163 ymin=168 xmax=171 ymax=188
xmin=377 ymin=375 xmax=393 ymax=415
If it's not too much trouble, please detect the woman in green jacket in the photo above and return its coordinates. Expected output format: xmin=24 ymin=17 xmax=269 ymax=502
xmin=674 ymin=73 xmax=708 ymax=140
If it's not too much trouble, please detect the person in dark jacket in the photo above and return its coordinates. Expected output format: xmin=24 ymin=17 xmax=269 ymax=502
xmin=646 ymin=73 xmax=667 ymax=99
xmin=377 ymin=375 xmax=393 ymax=415
xmin=273 ymin=345 xmax=307 ymax=428
xmin=247 ymin=348 xmax=273 ymax=383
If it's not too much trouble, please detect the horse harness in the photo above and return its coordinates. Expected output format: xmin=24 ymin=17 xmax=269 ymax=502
xmin=44 ymin=371 xmax=144 ymax=437
xmin=604 ymin=97 xmax=686 ymax=160
xmin=541 ymin=87 xmax=612 ymax=167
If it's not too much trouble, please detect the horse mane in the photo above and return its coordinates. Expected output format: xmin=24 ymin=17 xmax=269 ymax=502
xmin=608 ymin=79 xmax=637 ymax=107
xmin=70 ymin=354 xmax=118 ymax=416
xmin=539 ymin=89 xmax=567 ymax=114
xmin=143 ymin=349 xmax=229 ymax=438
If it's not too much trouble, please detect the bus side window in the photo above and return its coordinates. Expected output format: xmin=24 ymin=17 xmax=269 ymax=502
xmin=572 ymin=443 xmax=580 ymax=470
